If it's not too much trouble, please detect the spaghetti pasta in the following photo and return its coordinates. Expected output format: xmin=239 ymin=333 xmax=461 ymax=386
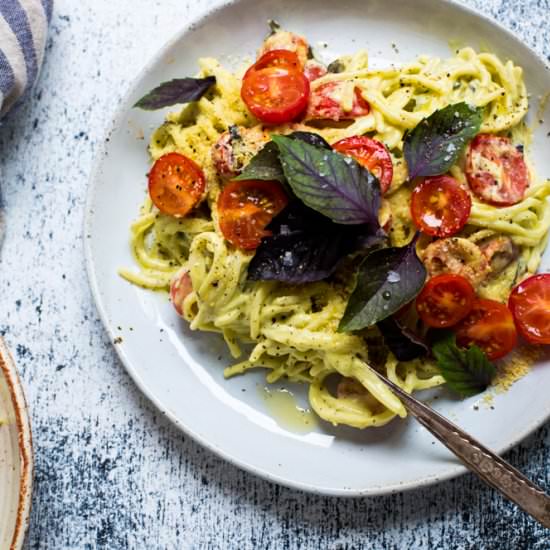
xmin=120 ymin=44 xmax=549 ymax=429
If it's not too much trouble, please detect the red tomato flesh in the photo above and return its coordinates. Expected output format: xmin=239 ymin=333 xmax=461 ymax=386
xmin=170 ymin=269 xmax=193 ymax=316
xmin=416 ymin=274 xmax=475 ymax=328
xmin=306 ymin=81 xmax=370 ymax=121
xmin=241 ymin=50 xmax=310 ymax=124
xmin=455 ymin=298 xmax=517 ymax=360
xmin=332 ymin=136 xmax=393 ymax=193
xmin=304 ymin=60 xmax=327 ymax=82
xmin=148 ymin=152 xmax=206 ymax=217
xmin=411 ymin=176 xmax=472 ymax=237
xmin=466 ymin=134 xmax=529 ymax=206
xmin=218 ymin=180 xmax=288 ymax=250
xmin=508 ymin=274 xmax=550 ymax=344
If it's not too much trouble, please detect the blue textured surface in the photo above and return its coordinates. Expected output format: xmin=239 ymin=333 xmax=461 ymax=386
xmin=0 ymin=0 xmax=549 ymax=548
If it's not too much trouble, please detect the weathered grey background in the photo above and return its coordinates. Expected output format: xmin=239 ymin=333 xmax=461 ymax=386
xmin=0 ymin=0 xmax=548 ymax=548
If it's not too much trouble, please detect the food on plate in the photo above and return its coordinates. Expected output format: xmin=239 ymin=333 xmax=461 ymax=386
xmin=410 ymin=176 xmax=471 ymax=237
xmin=120 ymin=25 xmax=550 ymax=429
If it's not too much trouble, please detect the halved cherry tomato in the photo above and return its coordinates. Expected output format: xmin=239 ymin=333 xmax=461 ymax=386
xmin=148 ymin=152 xmax=205 ymax=217
xmin=466 ymin=134 xmax=529 ymax=206
xmin=306 ymin=81 xmax=370 ymax=121
xmin=218 ymin=180 xmax=288 ymax=250
xmin=241 ymin=50 xmax=310 ymax=124
xmin=411 ymin=176 xmax=472 ymax=237
xmin=170 ymin=268 xmax=193 ymax=316
xmin=416 ymin=274 xmax=474 ymax=328
xmin=508 ymin=274 xmax=550 ymax=344
xmin=332 ymin=136 xmax=394 ymax=193
xmin=455 ymin=298 xmax=517 ymax=360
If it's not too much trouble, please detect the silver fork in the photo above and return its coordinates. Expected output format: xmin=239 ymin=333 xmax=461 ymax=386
xmin=367 ymin=366 xmax=550 ymax=528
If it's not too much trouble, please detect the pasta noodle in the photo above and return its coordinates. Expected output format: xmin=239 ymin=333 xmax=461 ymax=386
xmin=120 ymin=47 xmax=549 ymax=429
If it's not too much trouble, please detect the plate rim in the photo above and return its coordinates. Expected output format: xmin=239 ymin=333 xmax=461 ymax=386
xmin=0 ymin=338 xmax=34 ymax=549
xmin=84 ymin=0 xmax=550 ymax=496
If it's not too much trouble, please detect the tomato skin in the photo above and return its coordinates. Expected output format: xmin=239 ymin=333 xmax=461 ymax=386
xmin=411 ymin=176 xmax=472 ymax=237
xmin=218 ymin=180 xmax=288 ymax=250
xmin=332 ymin=136 xmax=393 ymax=193
xmin=416 ymin=274 xmax=475 ymax=328
xmin=466 ymin=134 xmax=529 ymax=206
xmin=508 ymin=274 xmax=550 ymax=344
xmin=455 ymin=298 xmax=517 ymax=360
xmin=148 ymin=152 xmax=206 ymax=217
xmin=250 ymin=49 xmax=302 ymax=72
xmin=170 ymin=268 xmax=193 ymax=316
xmin=306 ymin=81 xmax=370 ymax=121
xmin=241 ymin=51 xmax=310 ymax=124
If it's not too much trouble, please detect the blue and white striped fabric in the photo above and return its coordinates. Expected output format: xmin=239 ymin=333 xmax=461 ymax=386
xmin=0 ymin=0 xmax=52 ymax=117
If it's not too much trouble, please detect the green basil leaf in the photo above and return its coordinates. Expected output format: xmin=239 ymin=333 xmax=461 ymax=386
xmin=235 ymin=132 xmax=331 ymax=183
xmin=338 ymin=235 xmax=426 ymax=331
xmin=234 ymin=142 xmax=284 ymax=182
xmin=432 ymin=331 xmax=496 ymax=397
xmin=272 ymin=134 xmax=382 ymax=228
xmin=134 ymin=76 xmax=216 ymax=110
xmin=404 ymin=102 xmax=482 ymax=179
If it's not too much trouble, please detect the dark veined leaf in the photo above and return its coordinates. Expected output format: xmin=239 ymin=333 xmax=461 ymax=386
xmin=234 ymin=141 xmax=284 ymax=182
xmin=235 ymin=131 xmax=331 ymax=183
xmin=247 ymin=200 xmax=386 ymax=283
xmin=134 ymin=76 xmax=216 ymax=110
xmin=404 ymin=102 xmax=482 ymax=179
xmin=377 ymin=316 xmax=428 ymax=361
xmin=272 ymin=135 xmax=382 ymax=229
xmin=432 ymin=331 xmax=496 ymax=397
xmin=287 ymin=131 xmax=331 ymax=150
xmin=338 ymin=234 xmax=426 ymax=331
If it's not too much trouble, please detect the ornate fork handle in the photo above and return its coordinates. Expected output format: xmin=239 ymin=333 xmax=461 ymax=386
xmin=372 ymin=370 xmax=550 ymax=528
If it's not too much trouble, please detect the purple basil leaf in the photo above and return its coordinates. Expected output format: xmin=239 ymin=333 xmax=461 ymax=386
xmin=134 ymin=76 xmax=216 ymax=110
xmin=248 ymin=201 xmax=385 ymax=283
xmin=377 ymin=316 xmax=428 ymax=361
xmin=404 ymin=102 xmax=482 ymax=179
xmin=338 ymin=234 xmax=426 ymax=331
xmin=272 ymin=135 xmax=382 ymax=229
xmin=235 ymin=131 xmax=331 ymax=183
xmin=287 ymin=131 xmax=331 ymax=150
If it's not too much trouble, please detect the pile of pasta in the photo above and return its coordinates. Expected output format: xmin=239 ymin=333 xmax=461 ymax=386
xmin=120 ymin=48 xmax=550 ymax=428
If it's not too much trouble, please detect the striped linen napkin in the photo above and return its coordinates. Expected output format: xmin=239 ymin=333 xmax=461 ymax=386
xmin=0 ymin=0 xmax=52 ymax=117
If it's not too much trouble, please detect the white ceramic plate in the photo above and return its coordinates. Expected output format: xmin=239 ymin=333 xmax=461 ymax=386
xmin=0 ymin=338 xmax=33 ymax=548
xmin=85 ymin=0 xmax=550 ymax=495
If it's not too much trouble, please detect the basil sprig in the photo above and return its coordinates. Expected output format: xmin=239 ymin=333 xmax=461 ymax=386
xmin=432 ymin=331 xmax=496 ymax=397
xmin=235 ymin=131 xmax=331 ymax=183
xmin=338 ymin=234 xmax=426 ymax=331
xmin=134 ymin=76 xmax=216 ymax=110
xmin=404 ymin=102 xmax=482 ymax=179
xmin=248 ymin=201 xmax=386 ymax=284
xmin=272 ymin=135 xmax=382 ymax=230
